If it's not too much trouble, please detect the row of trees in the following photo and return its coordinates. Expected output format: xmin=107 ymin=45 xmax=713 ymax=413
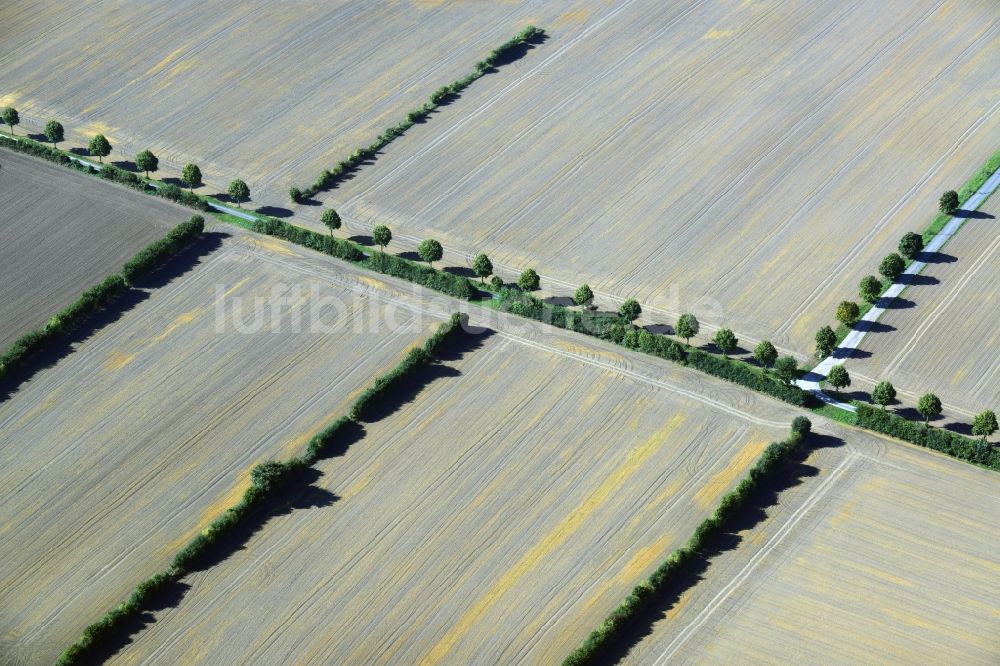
xmin=0 ymin=108 xmax=261 ymax=209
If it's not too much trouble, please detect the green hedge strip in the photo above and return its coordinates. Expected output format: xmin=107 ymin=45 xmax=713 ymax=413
xmin=496 ymin=288 xmax=810 ymax=407
xmin=854 ymin=403 xmax=998 ymax=470
xmin=297 ymin=26 xmax=544 ymax=198
xmin=563 ymin=418 xmax=811 ymax=666
xmin=55 ymin=313 xmax=467 ymax=665
xmin=0 ymin=216 xmax=205 ymax=384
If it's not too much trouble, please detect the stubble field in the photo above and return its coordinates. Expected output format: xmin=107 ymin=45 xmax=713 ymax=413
xmin=0 ymin=230 xmax=437 ymax=665
xmin=0 ymin=147 xmax=187 ymax=348
xmin=320 ymin=0 xmax=1000 ymax=358
xmin=624 ymin=429 xmax=1000 ymax=665
xmin=0 ymin=1 xmax=579 ymax=205
xmin=107 ymin=310 xmax=810 ymax=665
xmin=849 ymin=194 xmax=1000 ymax=420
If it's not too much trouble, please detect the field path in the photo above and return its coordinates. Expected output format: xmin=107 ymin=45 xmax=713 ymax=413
xmin=796 ymin=166 xmax=1000 ymax=409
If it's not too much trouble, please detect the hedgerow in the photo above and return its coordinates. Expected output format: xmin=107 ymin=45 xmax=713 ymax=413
xmin=297 ymin=26 xmax=545 ymax=198
xmin=854 ymin=403 xmax=998 ymax=470
xmin=563 ymin=420 xmax=810 ymax=666
xmin=0 ymin=218 xmax=205 ymax=384
xmin=495 ymin=288 xmax=811 ymax=407
xmin=121 ymin=216 xmax=205 ymax=283
xmin=366 ymin=251 xmax=475 ymax=300
xmin=55 ymin=313 xmax=468 ymax=665
xmin=249 ymin=217 xmax=365 ymax=262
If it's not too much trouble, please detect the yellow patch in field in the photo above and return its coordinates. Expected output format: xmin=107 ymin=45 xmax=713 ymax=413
xmin=420 ymin=415 xmax=686 ymax=664
xmin=950 ymin=366 xmax=967 ymax=385
xmin=0 ymin=92 xmax=20 ymax=106
xmin=105 ymin=350 xmax=137 ymax=371
xmin=161 ymin=470 xmax=250 ymax=555
xmin=255 ymin=236 xmax=296 ymax=257
xmin=555 ymin=8 xmax=590 ymax=25
xmin=703 ymin=28 xmax=736 ymax=40
xmin=693 ymin=435 xmax=768 ymax=509
xmin=150 ymin=309 xmax=200 ymax=344
xmin=664 ymin=587 xmax=693 ymax=620
xmin=622 ymin=533 xmax=673 ymax=581
xmin=142 ymin=44 xmax=190 ymax=79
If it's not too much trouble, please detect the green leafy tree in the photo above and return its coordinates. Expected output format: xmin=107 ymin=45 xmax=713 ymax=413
xmin=574 ymin=283 xmax=594 ymax=306
xmin=418 ymin=239 xmax=443 ymax=266
xmin=872 ymin=380 xmax=896 ymax=410
xmin=774 ymin=356 xmax=798 ymax=385
xmin=675 ymin=313 xmax=699 ymax=347
xmin=372 ymin=224 xmax=392 ymax=250
xmin=939 ymin=190 xmax=959 ymax=215
xmin=972 ymin=410 xmax=998 ymax=442
xmin=917 ymin=393 xmax=942 ymax=426
xmin=489 ymin=275 xmax=504 ymax=290
xmin=517 ymin=268 xmax=540 ymax=291
xmin=879 ymin=253 xmax=905 ymax=282
xmin=815 ymin=325 xmax=837 ymax=359
xmin=227 ymin=179 xmax=250 ymax=207
xmin=182 ymin=163 xmax=202 ymax=191
xmin=2 ymin=107 xmax=18 ymax=135
xmin=836 ymin=300 xmax=860 ymax=326
xmin=289 ymin=187 xmax=303 ymax=203
xmin=859 ymin=275 xmax=882 ymax=304
xmin=713 ymin=328 xmax=738 ymax=358
xmin=473 ymin=253 xmax=493 ymax=283
xmin=321 ymin=208 xmax=341 ymax=236
xmin=827 ymin=364 xmax=851 ymax=391
xmin=619 ymin=298 xmax=641 ymax=321
xmin=753 ymin=340 xmax=777 ymax=369
xmin=134 ymin=149 xmax=158 ymax=178
xmin=88 ymin=134 xmax=112 ymax=162
xmin=44 ymin=120 xmax=64 ymax=146
xmin=898 ymin=232 xmax=924 ymax=260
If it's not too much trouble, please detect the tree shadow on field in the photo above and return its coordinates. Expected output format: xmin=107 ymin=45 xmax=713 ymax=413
xmin=348 ymin=234 xmax=373 ymax=246
xmin=255 ymin=205 xmax=293 ymax=219
xmin=112 ymin=159 xmax=137 ymax=172
xmin=543 ymin=295 xmax=575 ymax=307
xmin=0 ymin=233 xmax=224 ymax=403
xmin=831 ymin=346 xmax=871 ymax=360
xmin=944 ymin=420 xmax=974 ymax=436
xmin=398 ymin=250 xmax=422 ymax=262
xmin=596 ymin=433 xmax=845 ymax=664
xmin=852 ymin=320 xmax=895 ymax=334
xmin=444 ymin=265 xmax=477 ymax=279
xmin=897 ymin=273 xmax=938 ymax=287
xmin=918 ymin=251 xmax=956 ymax=264
xmin=646 ymin=323 xmax=673 ymax=335
xmin=876 ymin=296 xmax=915 ymax=309
xmin=84 ymin=465 xmax=338 ymax=664
xmin=352 ymin=328 xmax=496 ymax=424
xmin=952 ymin=209 xmax=994 ymax=219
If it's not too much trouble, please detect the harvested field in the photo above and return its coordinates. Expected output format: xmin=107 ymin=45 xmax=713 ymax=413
xmin=0 ymin=147 xmax=187 ymax=348
xmin=849 ymin=195 xmax=1000 ymax=420
xmin=109 ymin=301 xmax=810 ymax=664
xmin=0 ymin=1 xmax=570 ymax=206
xmin=0 ymin=230 xmax=438 ymax=664
xmin=316 ymin=0 xmax=1000 ymax=358
xmin=624 ymin=429 xmax=1000 ymax=665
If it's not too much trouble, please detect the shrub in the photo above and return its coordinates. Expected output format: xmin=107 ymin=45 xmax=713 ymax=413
xmin=365 ymin=251 xmax=475 ymax=300
xmin=490 ymin=275 xmax=504 ymax=290
xmin=619 ymin=298 xmax=641 ymax=321
xmin=574 ymin=284 xmax=594 ymax=306
xmin=791 ymin=416 xmax=812 ymax=436
xmin=289 ymin=186 xmax=303 ymax=203
xmin=517 ymin=268 xmax=540 ymax=291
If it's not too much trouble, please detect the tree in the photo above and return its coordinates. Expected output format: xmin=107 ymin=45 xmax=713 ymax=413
xmin=2 ymin=107 xmax=18 ymax=135
xmin=574 ymin=283 xmax=593 ymax=306
xmin=836 ymin=300 xmax=860 ymax=326
xmin=815 ymin=325 xmax=836 ymax=359
xmin=88 ymin=134 xmax=112 ymax=162
xmin=182 ymin=163 xmax=202 ymax=191
xmin=490 ymin=275 xmax=504 ymax=290
xmin=227 ymin=179 xmax=250 ymax=207
xmin=898 ymin=232 xmax=924 ymax=260
xmin=676 ymin=313 xmax=699 ymax=346
xmin=879 ymin=253 xmax=905 ymax=282
xmin=917 ymin=393 xmax=942 ymax=426
xmin=321 ymin=208 xmax=341 ymax=236
xmin=418 ymin=239 xmax=443 ymax=266
xmin=972 ymin=410 xmax=998 ymax=442
xmin=289 ymin=187 xmax=303 ymax=203
xmin=619 ymin=298 xmax=641 ymax=321
xmin=753 ymin=340 xmax=777 ymax=369
xmin=859 ymin=275 xmax=882 ymax=304
xmin=473 ymin=253 xmax=493 ymax=283
xmin=791 ymin=416 xmax=812 ymax=436
xmin=134 ymin=149 xmax=158 ymax=178
xmin=517 ymin=268 xmax=540 ymax=291
xmin=713 ymin=328 xmax=738 ymax=357
xmin=872 ymin=380 xmax=896 ymax=410
xmin=939 ymin=190 xmax=959 ymax=215
xmin=44 ymin=120 xmax=64 ymax=146
xmin=826 ymin=364 xmax=851 ymax=391
xmin=372 ymin=224 xmax=392 ymax=250
xmin=774 ymin=356 xmax=798 ymax=385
